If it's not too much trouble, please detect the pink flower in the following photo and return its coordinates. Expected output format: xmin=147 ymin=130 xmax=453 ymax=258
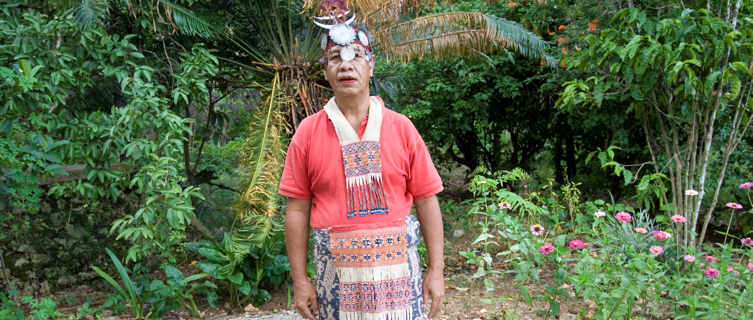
xmin=726 ymin=202 xmax=743 ymax=210
xmin=568 ymin=239 xmax=586 ymax=250
xmin=594 ymin=210 xmax=606 ymax=217
xmin=739 ymin=182 xmax=753 ymax=189
xmin=652 ymin=230 xmax=671 ymax=240
xmin=741 ymin=238 xmax=753 ymax=246
xmin=727 ymin=265 xmax=736 ymax=273
xmin=649 ymin=246 xmax=664 ymax=255
xmin=498 ymin=201 xmax=512 ymax=209
xmin=704 ymin=255 xmax=719 ymax=262
xmin=684 ymin=255 xmax=696 ymax=262
xmin=507 ymin=2 xmax=517 ymax=7
xmin=615 ymin=211 xmax=632 ymax=222
xmin=634 ymin=227 xmax=648 ymax=234
xmin=530 ymin=224 xmax=544 ymax=236
xmin=671 ymin=215 xmax=687 ymax=223
xmin=685 ymin=189 xmax=699 ymax=196
xmin=705 ymin=267 xmax=720 ymax=278
xmin=747 ymin=262 xmax=753 ymax=272
xmin=540 ymin=243 xmax=554 ymax=255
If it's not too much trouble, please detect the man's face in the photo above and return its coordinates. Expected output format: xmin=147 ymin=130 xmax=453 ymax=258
xmin=323 ymin=44 xmax=373 ymax=97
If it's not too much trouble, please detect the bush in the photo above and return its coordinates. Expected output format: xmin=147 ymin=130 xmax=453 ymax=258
xmin=462 ymin=173 xmax=753 ymax=318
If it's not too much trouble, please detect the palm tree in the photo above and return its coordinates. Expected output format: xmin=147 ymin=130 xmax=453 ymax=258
xmin=303 ymin=0 xmax=555 ymax=65
xmin=57 ymin=0 xmax=554 ymax=257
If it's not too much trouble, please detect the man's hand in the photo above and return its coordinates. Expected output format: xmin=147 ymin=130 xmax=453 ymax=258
xmin=293 ymin=279 xmax=319 ymax=320
xmin=423 ymin=268 xmax=445 ymax=318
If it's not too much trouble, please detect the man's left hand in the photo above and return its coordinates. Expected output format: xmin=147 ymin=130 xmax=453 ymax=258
xmin=423 ymin=268 xmax=445 ymax=318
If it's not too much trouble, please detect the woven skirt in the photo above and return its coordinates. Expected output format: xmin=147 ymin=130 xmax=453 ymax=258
xmin=312 ymin=215 xmax=427 ymax=320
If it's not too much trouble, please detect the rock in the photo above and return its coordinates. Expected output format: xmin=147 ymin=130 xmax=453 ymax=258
xmin=559 ymin=313 xmax=577 ymax=320
xmin=452 ymin=229 xmax=465 ymax=238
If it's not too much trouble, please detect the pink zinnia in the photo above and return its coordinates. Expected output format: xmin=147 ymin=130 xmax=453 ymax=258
xmin=705 ymin=267 xmax=720 ymax=278
xmin=615 ymin=211 xmax=632 ymax=222
xmin=727 ymin=265 xmax=736 ymax=273
xmin=747 ymin=262 xmax=753 ymax=272
xmin=741 ymin=238 xmax=753 ymax=246
xmin=652 ymin=230 xmax=671 ymax=240
xmin=684 ymin=255 xmax=696 ymax=262
xmin=671 ymin=214 xmax=687 ymax=223
xmin=649 ymin=246 xmax=664 ymax=255
xmin=634 ymin=227 xmax=648 ymax=234
xmin=530 ymin=224 xmax=544 ymax=236
xmin=540 ymin=243 xmax=554 ymax=255
xmin=739 ymin=182 xmax=753 ymax=189
xmin=704 ymin=255 xmax=719 ymax=262
xmin=568 ymin=239 xmax=586 ymax=250
xmin=726 ymin=202 xmax=743 ymax=209
xmin=499 ymin=201 xmax=512 ymax=209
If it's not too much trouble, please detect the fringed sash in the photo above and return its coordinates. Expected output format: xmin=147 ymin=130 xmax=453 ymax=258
xmin=324 ymin=96 xmax=390 ymax=219
xmin=328 ymin=225 xmax=413 ymax=319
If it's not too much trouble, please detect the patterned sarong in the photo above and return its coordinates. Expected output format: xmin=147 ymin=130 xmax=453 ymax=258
xmin=313 ymin=215 xmax=426 ymax=320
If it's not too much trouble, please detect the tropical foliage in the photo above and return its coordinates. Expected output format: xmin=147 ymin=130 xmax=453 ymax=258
xmin=2 ymin=0 xmax=752 ymax=318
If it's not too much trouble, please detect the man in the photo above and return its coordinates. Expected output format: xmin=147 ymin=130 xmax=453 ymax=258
xmin=279 ymin=18 xmax=444 ymax=320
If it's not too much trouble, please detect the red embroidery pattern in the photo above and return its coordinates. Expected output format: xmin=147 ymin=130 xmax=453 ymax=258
xmin=329 ymin=225 xmax=413 ymax=315
xmin=329 ymin=226 xmax=407 ymax=267
xmin=339 ymin=277 xmax=412 ymax=313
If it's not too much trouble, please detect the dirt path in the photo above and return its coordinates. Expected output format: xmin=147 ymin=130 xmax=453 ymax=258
xmin=207 ymin=272 xmax=582 ymax=320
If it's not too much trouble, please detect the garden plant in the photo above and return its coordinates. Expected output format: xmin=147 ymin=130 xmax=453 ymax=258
xmin=1 ymin=0 xmax=752 ymax=319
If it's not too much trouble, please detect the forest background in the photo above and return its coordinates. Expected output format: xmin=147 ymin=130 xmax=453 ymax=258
xmin=1 ymin=0 xmax=752 ymax=319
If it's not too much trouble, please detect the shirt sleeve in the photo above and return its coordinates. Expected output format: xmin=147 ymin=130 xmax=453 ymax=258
xmin=279 ymin=134 xmax=313 ymax=200
xmin=405 ymin=118 xmax=443 ymax=199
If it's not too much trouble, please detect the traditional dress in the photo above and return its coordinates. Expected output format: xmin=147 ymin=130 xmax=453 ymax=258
xmin=279 ymin=97 xmax=443 ymax=319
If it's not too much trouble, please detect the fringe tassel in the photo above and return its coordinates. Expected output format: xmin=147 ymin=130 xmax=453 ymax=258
xmin=340 ymin=309 xmax=412 ymax=320
xmin=337 ymin=264 xmax=410 ymax=283
xmin=346 ymin=174 xmax=389 ymax=218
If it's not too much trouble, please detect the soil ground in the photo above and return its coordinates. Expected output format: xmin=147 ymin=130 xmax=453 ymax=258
xmin=44 ymin=167 xmax=587 ymax=319
xmin=49 ymin=216 xmax=585 ymax=320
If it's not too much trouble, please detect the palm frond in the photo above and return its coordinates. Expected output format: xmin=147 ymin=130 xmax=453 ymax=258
xmin=302 ymin=0 xmax=436 ymax=26
xmin=158 ymin=0 xmax=216 ymax=38
xmin=71 ymin=0 xmax=109 ymax=27
xmin=375 ymin=12 xmax=554 ymax=65
xmin=233 ymin=73 xmax=289 ymax=228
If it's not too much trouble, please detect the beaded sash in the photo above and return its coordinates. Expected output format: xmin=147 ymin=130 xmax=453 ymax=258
xmin=323 ymin=96 xmax=390 ymax=219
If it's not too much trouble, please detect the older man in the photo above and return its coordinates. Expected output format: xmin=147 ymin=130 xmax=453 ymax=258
xmin=279 ymin=20 xmax=444 ymax=320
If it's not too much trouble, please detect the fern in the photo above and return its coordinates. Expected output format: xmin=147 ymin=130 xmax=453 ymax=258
xmin=232 ymin=73 xmax=289 ymax=247
xmin=71 ymin=0 xmax=109 ymax=27
xmin=158 ymin=0 xmax=216 ymax=38
xmin=495 ymin=189 xmax=546 ymax=218
xmin=499 ymin=167 xmax=531 ymax=183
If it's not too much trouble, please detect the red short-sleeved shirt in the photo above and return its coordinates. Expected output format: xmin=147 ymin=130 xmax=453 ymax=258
xmin=279 ymin=103 xmax=443 ymax=229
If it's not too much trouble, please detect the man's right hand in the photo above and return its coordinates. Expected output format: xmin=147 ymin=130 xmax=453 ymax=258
xmin=293 ymin=280 xmax=319 ymax=320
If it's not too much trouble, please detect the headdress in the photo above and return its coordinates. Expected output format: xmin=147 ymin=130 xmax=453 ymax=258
xmin=313 ymin=0 xmax=372 ymax=63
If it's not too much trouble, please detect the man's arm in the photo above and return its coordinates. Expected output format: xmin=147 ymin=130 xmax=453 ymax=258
xmin=285 ymin=197 xmax=318 ymax=320
xmin=414 ymin=195 xmax=444 ymax=318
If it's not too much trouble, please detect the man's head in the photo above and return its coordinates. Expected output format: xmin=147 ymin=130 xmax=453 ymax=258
xmin=320 ymin=25 xmax=374 ymax=97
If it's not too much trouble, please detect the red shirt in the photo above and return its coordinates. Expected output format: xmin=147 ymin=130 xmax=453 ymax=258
xmin=279 ymin=104 xmax=443 ymax=229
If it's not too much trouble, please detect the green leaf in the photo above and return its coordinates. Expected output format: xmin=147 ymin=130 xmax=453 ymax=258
xmin=227 ymin=272 xmax=243 ymax=285
xmin=623 ymin=170 xmax=633 ymax=185
xmin=237 ymin=280 xmax=251 ymax=295
xmin=164 ymin=265 xmax=185 ymax=285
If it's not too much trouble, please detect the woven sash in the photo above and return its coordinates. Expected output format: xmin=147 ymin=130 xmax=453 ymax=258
xmin=324 ymin=96 xmax=390 ymax=219
xmin=328 ymin=225 xmax=412 ymax=319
